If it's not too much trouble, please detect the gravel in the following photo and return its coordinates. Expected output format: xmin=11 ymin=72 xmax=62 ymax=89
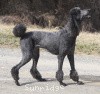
xmin=0 ymin=48 xmax=100 ymax=94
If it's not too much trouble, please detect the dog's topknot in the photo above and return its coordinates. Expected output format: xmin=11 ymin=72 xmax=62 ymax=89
xmin=70 ymin=7 xmax=81 ymax=15
xmin=13 ymin=24 xmax=26 ymax=37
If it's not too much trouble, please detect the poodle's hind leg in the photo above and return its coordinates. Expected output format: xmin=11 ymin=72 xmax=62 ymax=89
xmin=30 ymin=47 xmax=46 ymax=81
xmin=11 ymin=38 xmax=33 ymax=86
xmin=11 ymin=54 xmax=32 ymax=86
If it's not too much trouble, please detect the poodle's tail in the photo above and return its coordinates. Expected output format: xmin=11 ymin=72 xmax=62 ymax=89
xmin=13 ymin=24 xmax=26 ymax=38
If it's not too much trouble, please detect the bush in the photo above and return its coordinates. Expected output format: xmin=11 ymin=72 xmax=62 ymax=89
xmin=0 ymin=0 xmax=100 ymax=32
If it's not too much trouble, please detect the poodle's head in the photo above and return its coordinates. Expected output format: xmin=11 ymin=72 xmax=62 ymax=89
xmin=70 ymin=7 xmax=90 ymax=21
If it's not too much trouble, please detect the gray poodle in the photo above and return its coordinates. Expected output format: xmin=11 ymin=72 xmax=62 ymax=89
xmin=11 ymin=7 xmax=90 ymax=86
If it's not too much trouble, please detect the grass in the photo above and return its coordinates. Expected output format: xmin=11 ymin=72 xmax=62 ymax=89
xmin=0 ymin=24 xmax=19 ymax=48
xmin=0 ymin=23 xmax=100 ymax=55
xmin=76 ymin=32 xmax=100 ymax=55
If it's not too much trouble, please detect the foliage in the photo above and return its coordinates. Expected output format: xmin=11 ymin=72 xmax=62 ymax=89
xmin=0 ymin=0 xmax=100 ymax=31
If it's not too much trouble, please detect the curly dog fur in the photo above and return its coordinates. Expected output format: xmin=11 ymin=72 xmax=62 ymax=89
xmin=11 ymin=7 xmax=90 ymax=86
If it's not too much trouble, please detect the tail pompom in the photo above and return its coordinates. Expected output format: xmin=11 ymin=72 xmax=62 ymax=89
xmin=13 ymin=24 xmax=26 ymax=37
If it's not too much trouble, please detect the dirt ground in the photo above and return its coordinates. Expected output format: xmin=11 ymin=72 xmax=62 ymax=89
xmin=0 ymin=48 xmax=100 ymax=94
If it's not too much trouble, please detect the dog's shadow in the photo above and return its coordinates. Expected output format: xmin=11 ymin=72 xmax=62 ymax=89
xmin=21 ymin=77 xmax=75 ymax=86
xmin=21 ymin=75 xmax=100 ymax=86
xmin=79 ymin=75 xmax=100 ymax=83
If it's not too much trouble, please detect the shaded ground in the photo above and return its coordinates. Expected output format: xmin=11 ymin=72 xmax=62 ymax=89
xmin=0 ymin=48 xmax=100 ymax=94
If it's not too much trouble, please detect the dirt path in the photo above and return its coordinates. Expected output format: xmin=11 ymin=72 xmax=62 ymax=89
xmin=0 ymin=48 xmax=100 ymax=94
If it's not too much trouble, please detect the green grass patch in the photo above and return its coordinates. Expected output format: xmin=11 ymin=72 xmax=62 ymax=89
xmin=0 ymin=27 xmax=19 ymax=48
xmin=76 ymin=42 xmax=100 ymax=55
